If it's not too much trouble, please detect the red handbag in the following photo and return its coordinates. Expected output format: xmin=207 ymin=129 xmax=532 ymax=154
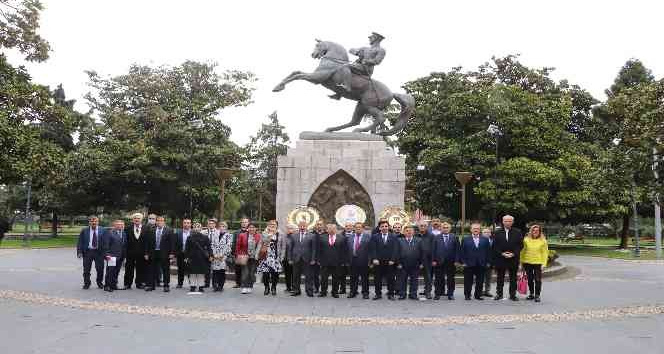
xmin=517 ymin=270 xmax=528 ymax=295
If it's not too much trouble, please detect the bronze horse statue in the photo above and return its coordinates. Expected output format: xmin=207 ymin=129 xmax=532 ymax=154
xmin=273 ymin=40 xmax=414 ymax=136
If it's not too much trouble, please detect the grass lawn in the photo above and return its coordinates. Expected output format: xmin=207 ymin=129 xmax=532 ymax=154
xmin=556 ymin=247 xmax=661 ymax=260
xmin=1 ymin=235 xmax=78 ymax=249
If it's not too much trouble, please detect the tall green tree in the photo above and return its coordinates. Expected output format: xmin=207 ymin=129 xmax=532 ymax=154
xmin=79 ymin=61 xmax=255 ymax=220
xmin=241 ymin=111 xmax=290 ymax=221
xmin=398 ymin=56 xmax=619 ymax=227
xmin=593 ymin=59 xmax=662 ymax=247
xmin=0 ymin=0 xmax=50 ymax=62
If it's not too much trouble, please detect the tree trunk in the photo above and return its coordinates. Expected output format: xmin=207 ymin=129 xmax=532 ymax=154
xmin=52 ymin=211 xmax=59 ymax=238
xmin=619 ymin=213 xmax=630 ymax=249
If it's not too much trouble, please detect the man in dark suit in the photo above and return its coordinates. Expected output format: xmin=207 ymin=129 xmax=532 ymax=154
xmin=397 ymin=225 xmax=422 ymax=300
xmin=459 ymin=223 xmax=491 ymax=300
xmin=416 ymin=220 xmax=434 ymax=299
xmin=492 ymin=215 xmax=524 ymax=301
xmin=0 ymin=215 xmax=9 ymax=247
xmin=339 ymin=222 xmax=355 ymax=294
xmin=123 ymin=213 xmax=148 ymax=289
xmin=102 ymin=220 xmax=126 ymax=292
xmin=76 ymin=216 xmax=105 ymax=289
xmin=431 ymin=221 xmax=459 ymax=300
xmin=174 ymin=218 xmax=193 ymax=288
xmin=347 ymin=222 xmax=371 ymax=299
xmin=370 ymin=220 xmax=399 ymax=300
xmin=142 ymin=216 xmax=175 ymax=292
xmin=317 ymin=224 xmax=348 ymax=298
xmin=231 ymin=217 xmax=249 ymax=288
xmin=311 ymin=219 xmax=326 ymax=293
xmin=287 ymin=221 xmax=317 ymax=297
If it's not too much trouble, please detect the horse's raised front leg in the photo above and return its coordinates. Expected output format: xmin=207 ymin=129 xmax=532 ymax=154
xmin=273 ymin=70 xmax=334 ymax=92
xmin=272 ymin=71 xmax=303 ymax=92
xmin=325 ymin=103 xmax=366 ymax=132
xmin=353 ymin=106 xmax=385 ymax=133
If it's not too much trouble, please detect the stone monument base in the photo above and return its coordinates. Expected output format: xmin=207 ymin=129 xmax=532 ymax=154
xmin=276 ymin=131 xmax=405 ymax=228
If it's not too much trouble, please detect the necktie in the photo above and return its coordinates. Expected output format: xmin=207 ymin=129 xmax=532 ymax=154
xmin=300 ymin=232 xmax=303 ymax=243
xmin=91 ymin=228 xmax=97 ymax=248
xmin=383 ymin=234 xmax=387 ymax=244
xmin=329 ymin=235 xmax=334 ymax=246
xmin=505 ymin=229 xmax=509 ymax=242
xmin=444 ymin=235 xmax=448 ymax=244
xmin=135 ymin=227 xmax=140 ymax=239
xmin=474 ymin=237 xmax=479 ymax=248
xmin=156 ymin=228 xmax=162 ymax=246
xmin=354 ymin=234 xmax=360 ymax=254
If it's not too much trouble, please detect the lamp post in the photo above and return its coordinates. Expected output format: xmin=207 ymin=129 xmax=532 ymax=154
xmin=487 ymin=124 xmax=502 ymax=230
xmin=216 ymin=168 xmax=237 ymax=221
xmin=455 ymin=172 xmax=473 ymax=236
xmin=23 ymin=178 xmax=32 ymax=248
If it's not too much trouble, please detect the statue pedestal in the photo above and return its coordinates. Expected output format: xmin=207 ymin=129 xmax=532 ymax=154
xmin=276 ymin=132 xmax=405 ymax=227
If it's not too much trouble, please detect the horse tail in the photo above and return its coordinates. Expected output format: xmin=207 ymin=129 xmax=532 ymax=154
xmin=377 ymin=93 xmax=415 ymax=136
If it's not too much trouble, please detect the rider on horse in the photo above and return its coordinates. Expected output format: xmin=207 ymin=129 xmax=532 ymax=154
xmin=329 ymin=32 xmax=386 ymax=100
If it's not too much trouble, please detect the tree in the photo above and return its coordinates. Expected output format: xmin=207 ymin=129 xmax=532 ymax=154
xmin=0 ymin=54 xmax=75 ymax=187
xmin=594 ymin=59 xmax=662 ymax=248
xmin=241 ymin=111 xmax=290 ymax=221
xmin=0 ymin=0 xmax=50 ymax=62
xmin=79 ymin=61 xmax=255 ymax=220
xmin=397 ymin=56 xmax=618 ymax=227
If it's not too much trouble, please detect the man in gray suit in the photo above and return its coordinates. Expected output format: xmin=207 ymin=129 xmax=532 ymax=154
xmin=288 ymin=221 xmax=317 ymax=297
xmin=102 ymin=220 xmax=126 ymax=292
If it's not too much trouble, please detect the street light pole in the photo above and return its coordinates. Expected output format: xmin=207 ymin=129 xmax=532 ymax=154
xmin=455 ymin=172 xmax=473 ymax=236
xmin=653 ymin=146 xmax=662 ymax=259
xmin=23 ymin=178 xmax=32 ymax=248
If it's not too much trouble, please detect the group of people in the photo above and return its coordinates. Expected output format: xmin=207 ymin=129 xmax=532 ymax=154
xmin=77 ymin=213 xmax=550 ymax=302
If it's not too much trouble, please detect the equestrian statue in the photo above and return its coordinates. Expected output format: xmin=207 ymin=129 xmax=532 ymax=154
xmin=273 ymin=33 xmax=415 ymax=136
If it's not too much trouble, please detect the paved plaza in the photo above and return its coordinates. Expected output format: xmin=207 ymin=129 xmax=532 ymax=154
xmin=1 ymin=248 xmax=663 ymax=353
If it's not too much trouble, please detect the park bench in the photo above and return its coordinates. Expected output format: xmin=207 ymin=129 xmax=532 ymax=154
xmin=559 ymin=232 xmax=584 ymax=243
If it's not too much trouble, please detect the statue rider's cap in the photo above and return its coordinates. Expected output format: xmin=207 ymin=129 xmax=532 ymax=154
xmin=370 ymin=32 xmax=385 ymax=41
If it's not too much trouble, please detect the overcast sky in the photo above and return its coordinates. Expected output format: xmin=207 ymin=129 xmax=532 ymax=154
xmin=8 ymin=0 xmax=664 ymax=146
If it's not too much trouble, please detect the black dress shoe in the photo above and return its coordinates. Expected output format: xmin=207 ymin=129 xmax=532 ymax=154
xmin=339 ymin=289 xmax=346 ymax=294
xmin=108 ymin=287 xmax=114 ymax=292
xmin=144 ymin=287 xmax=154 ymax=291
xmin=317 ymin=293 xmax=327 ymax=298
xmin=526 ymin=295 xmax=535 ymax=300
xmin=348 ymin=293 xmax=357 ymax=299
xmin=306 ymin=292 xmax=314 ymax=297
xmin=284 ymin=288 xmax=292 ymax=293
xmin=398 ymin=296 xmax=407 ymax=300
xmin=387 ymin=295 xmax=395 ymax=301
xmin=465 ymin=296 xmax=472 ymax=300
xmin=103 ymin=286 xmax=110 ymax=292
xmin=448 ymin=295 xmax=455 ymax=301
xmin=291 ymin=291 xmax=301 ymax=296
xmin=163 ymin=286 xmax=170 ymax=293
xmin=433 ymin=295 xmax=441 ymax=300
xmin=331 ymin=293 xmax=339 ymax=298
xmin=474 ymin=296 xmax=483 ymax=300
xmin=494 ymin=295 xmax=503 ymax=301
xmin=119 ymin=286 xmax=130 ymax=290
xmin=97 ymin=282 xmax=104 ymax=289
xmin=425 ymin=294 xmax=432 ymax=300
xmin=409 ymin=296 xmax=418 ymax=300
xmin=176 ymin=284 xmax=183 ymax=289
xmin=82 ymin=284 xmax=91 ymax=290
xmin=373 ymin=295 xmax=382 ymax=300
xmin=509 ymin=296 xmax=519 ymax=301
xmin=264 ymin=287 xmax=270 ymax=296
xmin=362 ymin=294 xmax=370 ymax=299
xmin=136 ymin=284 xmax=145 ymax=289
xmin=534 ymin=296 xmax=541 ymax=303
xmin=483 ymin=292 xmax=493 ymax=297
xmin=190 ymin=286 xmax=196 ymax=292
xmin=198 ymin=287 xmax=205 ymax=293
xmin=232 ymin=284 xmax=241 ymax=288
